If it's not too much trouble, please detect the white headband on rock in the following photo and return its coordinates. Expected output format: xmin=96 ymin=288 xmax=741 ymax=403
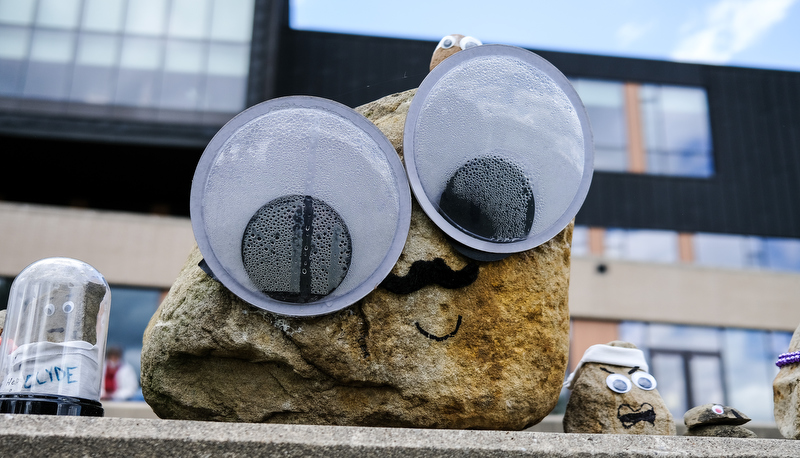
xmin=563 ymin=344 xmax=649 ymax=389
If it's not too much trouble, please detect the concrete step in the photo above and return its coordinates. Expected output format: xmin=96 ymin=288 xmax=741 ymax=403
xmin=1 ymin=414 xmax=798 ymax=457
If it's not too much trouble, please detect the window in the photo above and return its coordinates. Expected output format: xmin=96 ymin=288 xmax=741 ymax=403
xmin=0 ymin=0 xmax=254 ymax=120
xmin=574 ymin=225 xmax=800 ymax=273
xmin=640 ymin=85 xmax=714 ymax=177
xmin=604 ymin=228 xmax=679 ymax=263
xmin=106 ymin=285 xmax=165 ymax=400
xmin=570 ymin=78 xmax=714 ymax=178
xmin=570 ymin=79 xmax=627 ymax=172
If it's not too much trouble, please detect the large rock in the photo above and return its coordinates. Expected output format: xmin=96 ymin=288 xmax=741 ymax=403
xmin=141 ymin=88 xmax=573 ymax=429
xmin=774 ymin=323 xmax=800 ymax=439
xmin=563 ymin=341 xmax=676 ymax=435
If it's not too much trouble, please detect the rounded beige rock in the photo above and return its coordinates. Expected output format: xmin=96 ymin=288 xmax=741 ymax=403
xmin=140 ymin=88 xmax=573 ymax=429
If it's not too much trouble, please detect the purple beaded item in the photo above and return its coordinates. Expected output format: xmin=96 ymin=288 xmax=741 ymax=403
xmin=776 ymin=351 xmax=800 ymax=368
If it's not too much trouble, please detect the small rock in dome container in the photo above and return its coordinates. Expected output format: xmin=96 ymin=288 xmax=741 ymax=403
xmin=0 ymin=257 xmax=111 ymax=417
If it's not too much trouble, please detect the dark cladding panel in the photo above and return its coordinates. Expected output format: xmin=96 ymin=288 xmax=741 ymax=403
xmin=276 ymin=31 xmax=431 ymax=107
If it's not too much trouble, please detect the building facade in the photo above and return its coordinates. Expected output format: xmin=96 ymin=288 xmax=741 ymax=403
xmin=1 ymin=0 xmax=799 ymax=422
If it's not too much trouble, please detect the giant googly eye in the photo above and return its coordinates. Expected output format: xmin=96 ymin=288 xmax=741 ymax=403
xmin=438 ymin=35 xmax=456 ymax=49
xmin=405 ymin=45 xmax=594 ymax=257
xmin=606 ymin=373 xmax=632 ymax=393
xmin=62 ymin=301 xmax=75 ymax=314
xmin=44 ymin=303 xmax=55 ymax=316
xmin=458 ymin=36 xmax=482 ymax=49
xmin=631 ymin=371 xmax=657 ymax=390
xmin=191 ymin=96 xmax=411 ymax=317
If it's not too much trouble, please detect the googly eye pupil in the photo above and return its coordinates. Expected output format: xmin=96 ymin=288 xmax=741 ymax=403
xmin=438 ymin=156 xmax=535 ymax=243
xmin=44 ymin=304 xmax=55 ymax=316
xmin=613 ymin=379 xmax=627 ymax=391
xmin=62 ymin=301 xmax=75 ymax=313
xmin=637 ymin=378 xmax=652 ymax=389
xmin=242 ymin=195 xmax=352 ymax=304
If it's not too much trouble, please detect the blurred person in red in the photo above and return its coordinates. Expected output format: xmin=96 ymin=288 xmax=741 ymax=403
xmin=101 ymin=346 xmax=138 ymax=401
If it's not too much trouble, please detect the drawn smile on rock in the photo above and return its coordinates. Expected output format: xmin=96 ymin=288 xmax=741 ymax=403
xmin=379 ymin=258 xmax=478 ymax=342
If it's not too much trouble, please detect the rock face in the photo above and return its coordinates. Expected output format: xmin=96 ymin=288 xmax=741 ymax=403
xmin=563 ymin=341 xmax=676 ymax=435
xmin=774 ymin=324 xmax=800 ymax=439
xmin=140 ymin=88 xmax=573 ymax=429
xmin=683 ymin=404 xmax=756 ymax=438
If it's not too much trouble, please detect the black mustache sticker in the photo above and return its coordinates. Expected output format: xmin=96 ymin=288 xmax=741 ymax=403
xmin=617 ymin=403 xmax=656 ymax=428
xmin=379 ymin=258 xmax=479 ymax=294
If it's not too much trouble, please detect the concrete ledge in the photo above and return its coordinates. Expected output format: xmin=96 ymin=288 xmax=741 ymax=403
xmin=1 ymin=415 xmax=798 ymax=457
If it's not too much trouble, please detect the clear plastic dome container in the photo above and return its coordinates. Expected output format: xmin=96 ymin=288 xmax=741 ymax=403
xmin=0 ymin=257 xmax=111 ymax=416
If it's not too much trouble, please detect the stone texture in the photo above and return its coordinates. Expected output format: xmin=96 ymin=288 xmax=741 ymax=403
xmin=563 ymin=341 xmax=676 ymax=435
xmin=773 ymin=322 xmax=800 ymax=439
xmin=140 ymin=88 xmax=572 ymax=429
xmin=685 ymin=424 xmax=758 ymax=438
xmin=684 ymin=404 xmax=751 ymax=428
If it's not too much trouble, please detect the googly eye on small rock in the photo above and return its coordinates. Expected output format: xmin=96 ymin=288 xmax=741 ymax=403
xmin=712 ymin=404 xmax=725 ymax=414
xmin=62 ymin=301 xmax=75 ymax=313
xmin=44 ymin=303 xmax=55 ymax=316
xmin=631 ymin=371 xmax=657 ymax=390
xmin=606 ymin=373 xmax=632 ymax=393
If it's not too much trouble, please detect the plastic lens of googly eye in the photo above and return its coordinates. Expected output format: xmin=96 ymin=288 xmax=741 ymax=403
xmin=606 ymin=373 xmax=632 ymax=394
xmin=712 ymin=404 xmax=725 ymax=415
xmin=405 ymin=45 xmax=594 ymax=255
xmin=631 ymin=371 xmax=657 ymax=390
xmin=44 ymin=303 xmax=55 ymax=316
xmin=62 ymin=301 xmax=75 ymax=313
xmin=191 ymin=96 xmax=411 ymax=317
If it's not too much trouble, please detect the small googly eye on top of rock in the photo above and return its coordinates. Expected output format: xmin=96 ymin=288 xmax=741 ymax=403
xmin=191 ymin=96 xmax=411 ymax=317
xmin=406 ymin=44 xmax=594 ymax=258
xmin=438 ymin=35 xmax=456 ymax=49
xmin=459 ymin=36 xmax=482 ymax=49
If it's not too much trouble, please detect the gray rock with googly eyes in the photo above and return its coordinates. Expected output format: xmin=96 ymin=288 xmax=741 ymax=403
xmin=563 ymin=341 xmax=676 ymax=435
